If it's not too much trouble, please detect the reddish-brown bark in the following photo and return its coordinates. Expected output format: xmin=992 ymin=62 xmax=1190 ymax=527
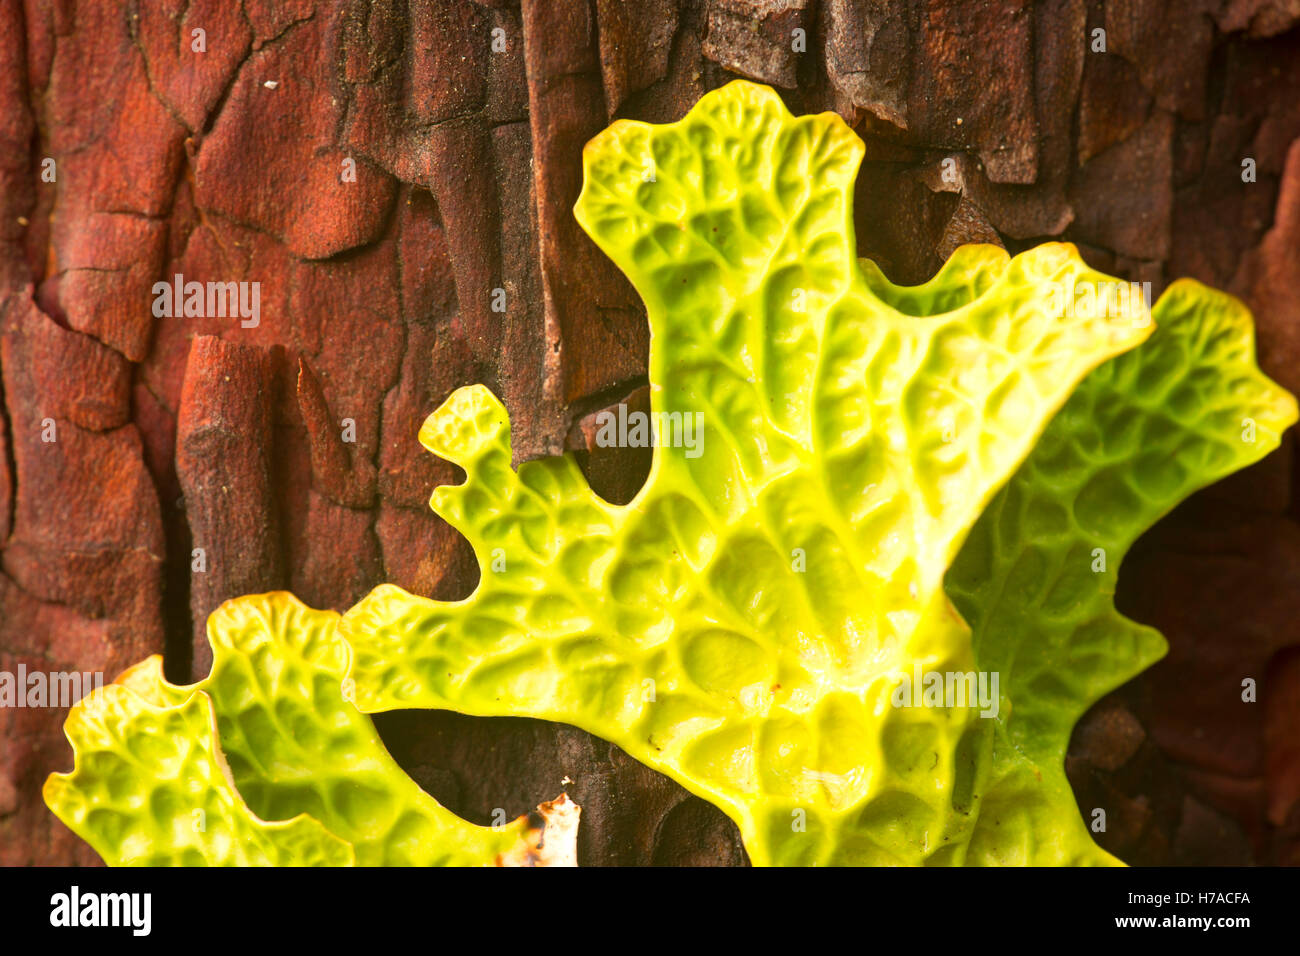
xmin=2 ymin=0 xmax=1299 ymax=865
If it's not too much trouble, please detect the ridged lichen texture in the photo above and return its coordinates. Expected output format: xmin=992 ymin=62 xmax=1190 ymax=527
xmin=338 ymin=82 xmax=1298 ymax=865
xmin=45 ymin=593 xmax=578 ymax=866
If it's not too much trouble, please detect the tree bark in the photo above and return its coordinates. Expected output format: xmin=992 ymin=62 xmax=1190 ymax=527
xmin=2 ymin=0 xmax=1299 ymax=865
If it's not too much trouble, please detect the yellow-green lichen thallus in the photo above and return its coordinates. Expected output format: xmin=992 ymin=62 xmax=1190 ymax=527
xmin=341 ymin=80 xmax=1295 ymax=866
xmin=45 ymin=592 xmax=577 ymax=866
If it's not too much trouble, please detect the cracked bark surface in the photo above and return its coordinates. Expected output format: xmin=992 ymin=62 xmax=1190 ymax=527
xmin=2 ymin=0 xmax=1299 ymax=865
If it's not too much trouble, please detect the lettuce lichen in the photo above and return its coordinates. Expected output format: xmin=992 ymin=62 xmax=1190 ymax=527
xmin=47 ymin=81 xmax=1294 ymax=867
xmin=342 ymin=81 xmax=1295 ymax=865
xmin=45 ymin=593 xmax=577 ymax=866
